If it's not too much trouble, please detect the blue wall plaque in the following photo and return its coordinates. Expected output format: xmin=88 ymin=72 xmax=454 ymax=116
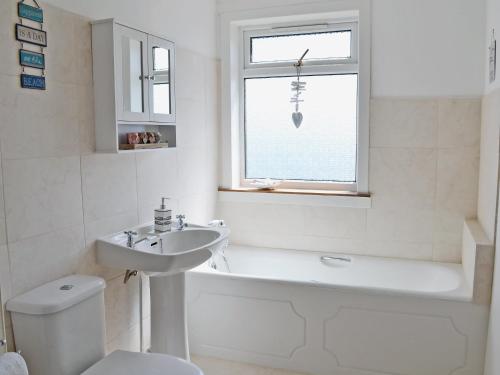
xmin=19 ymin=49 xmax=45 ymax=69
xmin=20 ymin=74 xmax=46 ymax=90
xmin=18 ymin=3 xmax=44 ymax=23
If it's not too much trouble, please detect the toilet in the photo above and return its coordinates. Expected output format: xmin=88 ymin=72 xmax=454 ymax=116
xmin=6 ymin=275 xmax=202 ymax=375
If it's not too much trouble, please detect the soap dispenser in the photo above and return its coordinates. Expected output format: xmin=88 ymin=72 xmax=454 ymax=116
xmin=154 ymin=197 xmax=172 ymax=232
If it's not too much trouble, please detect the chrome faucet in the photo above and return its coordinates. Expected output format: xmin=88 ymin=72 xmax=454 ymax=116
xmin=176 ymin=214 xmax=187 ymax=230
xmin=124 ymin=230 xmax=138 ymax=248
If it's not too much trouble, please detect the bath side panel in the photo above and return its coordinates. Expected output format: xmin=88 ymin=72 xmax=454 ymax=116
xmin=186 ymin=272 xmax=489 ymax=375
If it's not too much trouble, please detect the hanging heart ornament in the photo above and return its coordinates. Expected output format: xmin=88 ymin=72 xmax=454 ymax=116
xmin=290 ymin=49 xmax=309 ymax=129
xmin=292 ymin=112 xmax=303 ymax=128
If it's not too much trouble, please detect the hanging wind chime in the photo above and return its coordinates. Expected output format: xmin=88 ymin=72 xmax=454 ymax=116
xmin=290 ymin=49 xmax=309 ymax=128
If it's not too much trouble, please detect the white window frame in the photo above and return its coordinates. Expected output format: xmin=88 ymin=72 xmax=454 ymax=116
xmin=219 ymin=1 xmax=371 ymax=198
xmin=240 ymin=22 xmax=359 ymax=191
xmin=244 ymin=22 xmax=358 ymax=69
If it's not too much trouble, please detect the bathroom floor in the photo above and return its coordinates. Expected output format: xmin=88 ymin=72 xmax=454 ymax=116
xmin=192 ymin=356 xmax=308 ymax=375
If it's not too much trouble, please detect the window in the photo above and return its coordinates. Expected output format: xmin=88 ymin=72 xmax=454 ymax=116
xmin=241 ymin=22 xmax=361 ymax=191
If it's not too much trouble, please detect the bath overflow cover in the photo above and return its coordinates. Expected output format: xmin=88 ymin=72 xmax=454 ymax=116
xmin=60 ymin=285 xmax=74 ymax=291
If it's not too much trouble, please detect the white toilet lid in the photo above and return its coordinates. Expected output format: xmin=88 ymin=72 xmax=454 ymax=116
xmin=82 ymin=350 xmax=204 ymax=375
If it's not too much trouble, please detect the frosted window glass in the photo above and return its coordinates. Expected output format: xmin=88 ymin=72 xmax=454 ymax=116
xmin=251 ymin=31 xmax=351 ymax=63
xmin=245 ymin=74 xmax=358 ymax=182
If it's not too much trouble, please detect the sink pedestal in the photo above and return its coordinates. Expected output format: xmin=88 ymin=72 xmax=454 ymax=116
xmin=150 ymin=273 xmax=189 ymax=360
xmin=96 ymin=223 xmax=230 ymax=360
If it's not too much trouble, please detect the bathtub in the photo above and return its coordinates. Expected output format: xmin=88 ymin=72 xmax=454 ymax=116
xmin=187 ymin=245 xmax=489 ymax=375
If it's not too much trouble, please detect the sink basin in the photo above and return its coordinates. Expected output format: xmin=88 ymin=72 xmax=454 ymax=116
xmin=96 ymin=224 xmax=230 ymax=275
xmin=96 ymin=222 xmax=230 ymax=360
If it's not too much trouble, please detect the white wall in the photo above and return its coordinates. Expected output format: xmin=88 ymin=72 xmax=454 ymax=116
xmin=483 ymin=0 xmax=500 ymax=372
xmin=485 ymin=0 xmax=500 ymax=93
xmin=42 ymin=0 xmax=216 ymax=58
xmin=485 ymin=176 xmax=500 ymax=375
xmin=217 ymin=0 xmax=486 ymax=97
xmin=0 ymin=0 xmax=219 ymax=353
xmin=372 ymin=0 xmax=485 ymax=97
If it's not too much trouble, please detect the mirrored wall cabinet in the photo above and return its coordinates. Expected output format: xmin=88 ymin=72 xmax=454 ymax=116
xmin=92 ymin=19 xmax=176 ymax=152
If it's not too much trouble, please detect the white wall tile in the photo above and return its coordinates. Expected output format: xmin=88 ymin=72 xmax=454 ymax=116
xmin=0 ymin=78 xmax=81 ymax=160
xmin=106 ymin=323 xmax=141 ymax=354
xmin=436 ymin=147 xmax=479 ymax=217
xmin=0 ymin=1 xmax=20 ymax=77
xmin=303 ymin=206 xmax=366 ymax=239
xmin=177 ymin=143 xmax=211 ymax=198
xmin=176 ymin=49 xmax=206 ymax=101
xmin=77 ymin=243 xmax=126 ymax=282
xmin=81 ymin=154 xmax=138 ymax=223
xmin=247 ymin=233 xmax=363 ymax=255
xmin=367 ymin=208 xmax=435 ymax=244
xmin=8 ymin=225 xmax=85 ymax=296
xmin=0 ymin=157 xmax=7 ymax=246
xmin=44 ymin=5 xmax=79 ymax=85
xmin=84 ymin=211 xmax=139 ymax=244
xmin=179 ymin=192 xmax=217 ymax=225
xmin=219 ymin=202 xmax=305 ymax=237
xmin=370 ymin=98 xmax=438 ymax=148
xmin=0 ymin=245 xmax=12 ymax=302
xmin=478 ymin=89 xmax=500 ymax=241
xmin=44 ymin=6 xmax=93 ymax=86
xmin=438 ymin=98 xmax=481 ymax=148
xmin=432 ymin=210 xmax=465 ymax=263
xmin=176 ymin=99 xmax=207 ymax=149
xmin=80 ymin=211 xmax=139 ymax=280
xmin=135 ymin=149 xmax=179 ymax=222
xmin=78 ymin=84 xmax=96 ymax=155
xmin=362 ymin=240 xmax=433 ymax=260
xmin=433 ymin=243 xmax=462 ymax=263
xmin=369 ymin=148 xmax=437 ymax=210
xmin=203 ymin=60 xmax=221 ymax=192
xmin=73 ymin=14 xmax=93 ymax=87
xmin=104 ymin=274 xmax=140 ymax=343
xmin=3 ymin=156 xmax=84 ymax=243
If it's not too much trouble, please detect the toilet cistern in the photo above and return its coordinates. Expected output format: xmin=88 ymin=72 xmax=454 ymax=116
xmin=6 ymin=275 xmax=204 ymax=375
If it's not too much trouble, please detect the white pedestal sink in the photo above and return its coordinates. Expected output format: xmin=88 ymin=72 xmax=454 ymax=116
xmin=96 ymin=223 xmax=229 ymax=360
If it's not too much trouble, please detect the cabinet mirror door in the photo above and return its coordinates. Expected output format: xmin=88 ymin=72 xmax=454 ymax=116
xmin=117 ymin=26 xmax=149 ymax=122
xmin=148 ymin=36 xmax=175 ymax=123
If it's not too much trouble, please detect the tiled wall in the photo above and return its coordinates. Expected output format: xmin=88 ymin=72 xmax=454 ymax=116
xmin=478 ymin=89 xmax=500 ymax=241
xmin=0 ymin=2 xmax=219 ymax=352
xmin=483 ymin=87 xmax=500 ymax=375
xmin=219 ymin=98 xmax=481 ymax=263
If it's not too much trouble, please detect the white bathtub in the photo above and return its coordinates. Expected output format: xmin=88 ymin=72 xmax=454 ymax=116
xmin=187 ymin=245 xmax=489 ymax=375
xmin=195 ymin=246 xmax=472 ymax=301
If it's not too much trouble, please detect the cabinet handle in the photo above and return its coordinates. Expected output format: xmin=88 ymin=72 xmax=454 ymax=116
xmin=149 ymin=75 xmax=155 ymax=81
xmin=141 ymin=75 xmax=150 ymax=80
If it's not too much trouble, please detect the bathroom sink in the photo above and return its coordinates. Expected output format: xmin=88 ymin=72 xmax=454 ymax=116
xmin=96 ymin=224 xmax=229 ymax=275
xmin=97 ymin=222 xmax=230 ymax=360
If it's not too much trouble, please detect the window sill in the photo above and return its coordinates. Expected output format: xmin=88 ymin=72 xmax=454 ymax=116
xmin=218 ymin=187 xmax=371 ymax=208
